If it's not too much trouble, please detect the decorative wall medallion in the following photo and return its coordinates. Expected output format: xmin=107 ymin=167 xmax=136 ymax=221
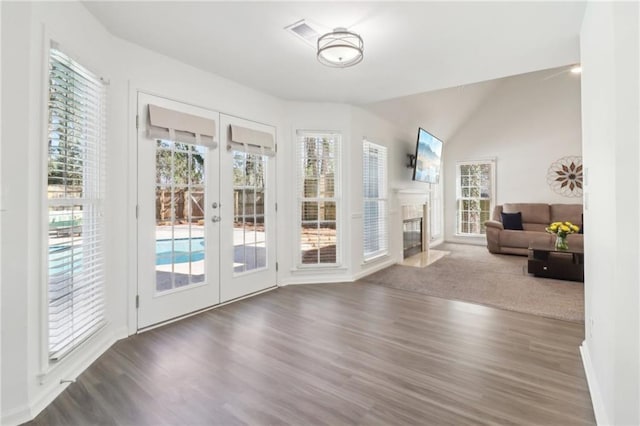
xmin=547 ymin=156 xmax=583 ymax=197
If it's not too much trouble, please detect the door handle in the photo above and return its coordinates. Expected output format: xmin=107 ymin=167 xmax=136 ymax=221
xmin=211 ymin=215 xmax=221 ymax=223
xmin=211 ymin=202 xmax=219 ymax=209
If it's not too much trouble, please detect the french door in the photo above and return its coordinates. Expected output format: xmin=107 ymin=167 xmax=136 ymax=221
xmin=137 ymin=93 xmax=220 ymax=329
xmin=219 ymin=114 xmax=277 ymax=302
xmin=137 ymin=94 xmax=277 ymax=329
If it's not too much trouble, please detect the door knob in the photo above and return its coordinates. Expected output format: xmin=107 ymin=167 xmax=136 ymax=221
xmin=211 ymin=215 xmax=221 ymax=223
xmin=211 ymin=202 xmax=219 ymax=209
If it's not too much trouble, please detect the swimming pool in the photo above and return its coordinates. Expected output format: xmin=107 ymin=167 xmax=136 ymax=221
xmin=48 ymin=237 xmax=206 ymax=273
xmin=156 ymin=237 xmax=205 ymax=265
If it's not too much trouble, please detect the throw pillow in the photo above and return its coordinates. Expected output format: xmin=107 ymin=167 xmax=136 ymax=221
xmin=501 ymin=212 xmax=524 ymax=230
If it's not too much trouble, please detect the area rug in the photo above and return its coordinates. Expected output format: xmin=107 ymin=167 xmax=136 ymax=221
xmin=360 ymin=243 xmax=584 ymax=323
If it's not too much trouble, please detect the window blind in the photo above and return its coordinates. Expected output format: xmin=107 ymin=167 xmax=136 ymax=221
xmin=297 ymin=131 xmax=340 ymax=265
xmin=363 ymin=140 xmax=388 ymax=260
xmin=47 ymin=48 xmax=107 ymax=361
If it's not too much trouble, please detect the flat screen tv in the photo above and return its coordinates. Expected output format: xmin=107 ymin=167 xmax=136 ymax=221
xmin=413 ymin=127 xmax=443 ymax=184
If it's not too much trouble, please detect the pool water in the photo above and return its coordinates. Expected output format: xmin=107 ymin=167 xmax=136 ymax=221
xmin=156 ymin=237 xmax=205 ymax=265
xmin=48 ymin=238 xmax=205 ymax=274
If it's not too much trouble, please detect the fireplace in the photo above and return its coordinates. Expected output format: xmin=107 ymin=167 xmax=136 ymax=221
xmin=401 ymin=203 xmax=429 ymax=259
xmin=395 ymin=189 xmax=430 ymax=260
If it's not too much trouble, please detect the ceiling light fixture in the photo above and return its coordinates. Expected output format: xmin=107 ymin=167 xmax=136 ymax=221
xmin=570 ymin=65 xmax=582 ymax=74
xmin=317 ymin=27 xmax=364 ymax=68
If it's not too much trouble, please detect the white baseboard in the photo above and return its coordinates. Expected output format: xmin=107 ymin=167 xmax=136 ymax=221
xmin=580 ymin=340 xmax=610 ymax=425
xmin=352 ymin=258 xmax=396 ymax=281
xmin=279 ymin=275 xmax=352 ymax=285
xmin=278 ymin=257 xmax=396 ymax=286
xmin=1 ymin=326 xmax=127 ymax=426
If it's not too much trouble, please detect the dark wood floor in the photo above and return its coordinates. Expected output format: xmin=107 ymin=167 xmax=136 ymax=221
xmin=27 ymin=282 xmax=595 ymax=425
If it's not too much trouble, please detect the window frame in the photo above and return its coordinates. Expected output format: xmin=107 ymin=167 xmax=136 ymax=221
xmin=455 ymin=159 xmax=496 ymax=236
xmin=295 ymin=130 xmax=342 ymax=268
xmin=362 ymin=139 xmax=389 ymax=262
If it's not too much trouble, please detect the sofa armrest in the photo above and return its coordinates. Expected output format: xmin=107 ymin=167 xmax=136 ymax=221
xmin=484 ymin=220 xmax=503 ymax=254
xmin=485 ymin=220 xmax=504 ymax=230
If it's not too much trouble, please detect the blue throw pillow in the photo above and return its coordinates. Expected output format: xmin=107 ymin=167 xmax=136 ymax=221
xmin=501 ymin=212 xmax=524 ymax=230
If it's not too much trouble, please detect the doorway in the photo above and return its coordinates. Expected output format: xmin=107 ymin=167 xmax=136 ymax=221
xmin=136 ymin=93 xmax=277 ymax=329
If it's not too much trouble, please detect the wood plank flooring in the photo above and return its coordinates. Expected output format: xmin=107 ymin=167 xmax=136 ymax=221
xmin=27 ymin=282 xmax=595 ymax=425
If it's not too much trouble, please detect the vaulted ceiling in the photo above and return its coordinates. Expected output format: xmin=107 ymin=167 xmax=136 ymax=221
xmin=84 ymin=1 xmax=586 ymax=104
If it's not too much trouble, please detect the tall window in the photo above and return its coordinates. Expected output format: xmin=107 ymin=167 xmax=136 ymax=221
xmin=297 ymin=131 xmax=340 ymax=266
xmin=363 ymin=140 xmax=388 ymax=260
xmin=456 ymin=160 xmax=495 ymax=235
xmin=47 ymin=47 xmax=107 ymax=360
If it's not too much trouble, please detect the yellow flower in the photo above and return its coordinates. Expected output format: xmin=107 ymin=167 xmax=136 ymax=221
xmin=560 ymin=224 xmax=570 ymax=233
xmin=570 ymin=224 xmax=579 ymax=232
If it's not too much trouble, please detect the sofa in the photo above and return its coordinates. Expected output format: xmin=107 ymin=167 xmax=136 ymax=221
xmin=485 ymin=203 xmax=583 ymax=255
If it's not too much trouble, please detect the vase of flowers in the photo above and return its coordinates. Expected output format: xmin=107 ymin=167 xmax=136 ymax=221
xmin=546 ymin=221 xmax=579 ymax=251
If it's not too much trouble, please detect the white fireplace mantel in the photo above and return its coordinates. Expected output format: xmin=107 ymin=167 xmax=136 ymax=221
xmin=394 ymin=188 xmax=429 ymax=205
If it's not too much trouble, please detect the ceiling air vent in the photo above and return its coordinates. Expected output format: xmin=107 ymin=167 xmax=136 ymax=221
xmin=285 ymin=19 xmax=322 ymax=47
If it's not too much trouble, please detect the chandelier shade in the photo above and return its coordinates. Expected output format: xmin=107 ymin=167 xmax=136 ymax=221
xmin=317 ymin=27 xmax=364 ymax=68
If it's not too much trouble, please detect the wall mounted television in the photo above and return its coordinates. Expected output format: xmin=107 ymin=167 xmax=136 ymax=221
xmin=412 ymin=127 xmax=443 ymax=184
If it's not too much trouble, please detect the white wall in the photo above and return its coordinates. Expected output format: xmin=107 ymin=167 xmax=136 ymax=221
xmin=443 ymin=68 xmax=582 ymax=244
xmin=580 ymin=2 xmax=639 ymax=425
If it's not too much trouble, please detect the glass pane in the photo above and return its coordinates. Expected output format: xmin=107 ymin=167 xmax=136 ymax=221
xmin=300 ymin=224 xmax=319 ymax=264
xmin=318 ymin=222 xmax=337 ymax=264
xmin=302 ymin=201 xmax=318 ymax=221
xmin=318 ymin=201 xmax=336 ymax=221
xmin=155 ymin=142 xmax=206 ymax=292
xmin=303 ymin=178 xmax=318 ymax=198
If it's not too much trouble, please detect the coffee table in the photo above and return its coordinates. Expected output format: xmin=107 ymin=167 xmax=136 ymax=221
xmin=527 ymin=242 xmax=584 ymax=282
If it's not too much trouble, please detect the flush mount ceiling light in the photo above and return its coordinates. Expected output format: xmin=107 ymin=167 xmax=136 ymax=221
xmin=317 ymin=27 xmax=364 ymax=68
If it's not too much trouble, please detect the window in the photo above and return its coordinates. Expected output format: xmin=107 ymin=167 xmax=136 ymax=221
xmin=363 ymin=140 xmax=388 ymax=260
xmin=232 ymin=151 xmax=267 ymax=274
xmin=47 ymin=47 xmax=107 ymax=361
xmin=456 ymin=160 xmax=495 ymax=235
xmin=297 ymin=131 xmax=340 ymax=266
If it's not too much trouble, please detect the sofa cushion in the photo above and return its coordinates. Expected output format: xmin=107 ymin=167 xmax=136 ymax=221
xmin=550 ymin=204 xmax=583 ymax=225
xmin=501 ymin=212 xmax=524 ymax=230
xmin=503 ymin=203 xmax=550 ymax=224
xmin=522 ymin=223 xmax=548 ymax=232
xmin=501 ymin=230 xmax=551 ymax=248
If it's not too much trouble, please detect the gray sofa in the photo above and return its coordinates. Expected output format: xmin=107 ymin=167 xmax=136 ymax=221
xmin=485 ymin=203 xmax=583 ymax=255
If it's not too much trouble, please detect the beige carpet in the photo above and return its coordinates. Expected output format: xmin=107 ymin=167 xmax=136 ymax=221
xmin=361 ymin=243 xmax=584 ymax=323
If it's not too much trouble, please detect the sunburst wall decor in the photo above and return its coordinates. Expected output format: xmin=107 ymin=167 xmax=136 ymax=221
xmin=546 ymin=156 xmax=583 ymax=197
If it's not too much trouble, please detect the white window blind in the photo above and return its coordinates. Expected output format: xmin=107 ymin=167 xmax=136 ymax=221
xmin=363 ymin=140 xmax=388 ymax=260
xmin=456 ymin=160 xmax=495 ymax=235
xmin=47 ymin=47 xmax=107 ymax=361
xmin=297 ymin=131 xmax=340 ymax=266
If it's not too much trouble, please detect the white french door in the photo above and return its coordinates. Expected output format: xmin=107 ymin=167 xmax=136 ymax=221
xmin=219 ymin=114 xmax=277 ymax=302
xmin=137 ymin=95 xmax=278 ymax=329
xmin=137 ymin=93 xmax=220 ymax=329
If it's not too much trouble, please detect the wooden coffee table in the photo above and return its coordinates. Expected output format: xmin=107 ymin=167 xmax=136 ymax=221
xmin=527 ymin=242 xmax=584 ymax=282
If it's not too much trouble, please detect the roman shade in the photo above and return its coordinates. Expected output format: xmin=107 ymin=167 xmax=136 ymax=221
xmin=147 ymin=104 xmax=217 ymax=148
xmin=227 ymin=124 xmax=275 ymax=156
